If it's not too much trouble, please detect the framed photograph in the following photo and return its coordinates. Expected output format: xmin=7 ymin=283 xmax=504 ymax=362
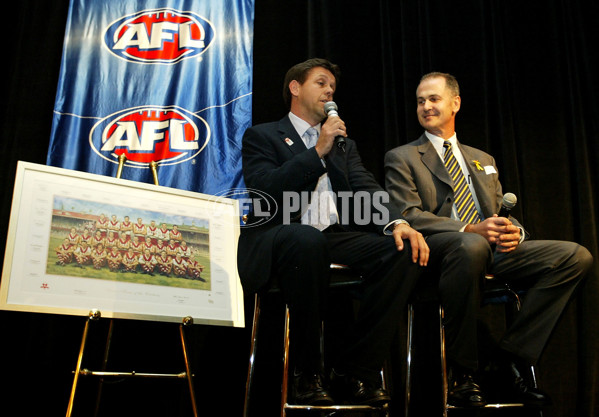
xmin=0 ymin=161 xmax=244 ymax=327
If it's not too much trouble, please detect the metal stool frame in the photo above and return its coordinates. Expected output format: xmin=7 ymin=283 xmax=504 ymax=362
xmin=244 ymin=263 xmax=390 ymax=417
xmin=405 ymin=275 xmax=543 ymax=417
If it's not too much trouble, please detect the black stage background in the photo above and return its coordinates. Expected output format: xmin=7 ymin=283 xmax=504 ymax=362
xmin=1 ymin=1 xmax=597 ymax=416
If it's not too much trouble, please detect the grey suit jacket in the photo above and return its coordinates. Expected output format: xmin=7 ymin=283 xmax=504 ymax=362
xmin=384 ymin=133 xmax=523 ymax=236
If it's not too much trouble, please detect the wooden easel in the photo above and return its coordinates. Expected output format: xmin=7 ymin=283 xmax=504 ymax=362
xmin=65 ymin=157 xmax=198 ymax=417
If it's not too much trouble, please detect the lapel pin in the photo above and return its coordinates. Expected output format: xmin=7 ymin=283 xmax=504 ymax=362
xmin=472 ymin=160 xmax=483 ymax=171
xmin=284 ymin=138 xmax=294 ymax=146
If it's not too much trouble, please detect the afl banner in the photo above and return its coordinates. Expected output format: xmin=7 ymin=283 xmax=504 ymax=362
xmin=47 ymin=0 xmax=254 ymax=196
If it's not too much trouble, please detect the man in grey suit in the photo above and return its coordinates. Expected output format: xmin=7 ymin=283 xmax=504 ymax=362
xmin=384 ymin=72 xmax=593 ymax=407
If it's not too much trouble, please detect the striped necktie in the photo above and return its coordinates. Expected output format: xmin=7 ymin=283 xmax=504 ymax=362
xmin=443 ymin=141 xmax=481 ymax=224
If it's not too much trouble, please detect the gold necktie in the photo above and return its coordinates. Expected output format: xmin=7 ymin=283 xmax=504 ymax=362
xmin=443 ymin=141 xmax=481 ymax=224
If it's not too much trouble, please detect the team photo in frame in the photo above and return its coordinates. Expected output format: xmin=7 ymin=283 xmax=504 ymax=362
xmin=0 ymin=162 xmax=244 ymax=327
xmin=49 ymin=196 xmax=211 ymax=289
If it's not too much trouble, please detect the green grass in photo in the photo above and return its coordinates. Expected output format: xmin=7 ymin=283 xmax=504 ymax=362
xmin=46 ymin=235 xmax=211 ymax=291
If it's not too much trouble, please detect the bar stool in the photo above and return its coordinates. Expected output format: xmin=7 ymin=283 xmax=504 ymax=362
xmin=405 ymin=274 xmax=543 ymax=417
xmin=244 ymin=263 xmax=390 ymax=417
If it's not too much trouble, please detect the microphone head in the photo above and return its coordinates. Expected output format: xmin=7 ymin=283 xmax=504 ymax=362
xmin=324 ymin=101 xmax=338 ymax=115
xmin=502 ymin=192 xmax=517 ymax=209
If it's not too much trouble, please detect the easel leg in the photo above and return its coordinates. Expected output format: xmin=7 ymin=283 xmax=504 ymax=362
xmin=66 ymin=310 xmax=101 ymax=417
xmin=93 ymin=318 xmax=115 ymax=417
xmin=67 ymin=313 xmax=198 ymax=416
xmin=181 ymin=316 xmax=199 ymax=417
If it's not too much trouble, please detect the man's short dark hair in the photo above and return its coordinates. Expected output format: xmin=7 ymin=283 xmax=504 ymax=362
xmin=420 ymin=72 xmax=460 ymax=97
xmin=282 ymin=58 xmax=341 ymax=109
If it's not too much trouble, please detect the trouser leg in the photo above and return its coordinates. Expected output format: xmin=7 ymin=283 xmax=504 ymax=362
xmin=272 ymin=224 xmax=331 ymax=372
xmin=493 ymin=240 xmax=593 ymax=364
xmin=324 ymin=230 xmax=424 ymax=383
xmin=425 ymin=232 xmax=491 ymax=370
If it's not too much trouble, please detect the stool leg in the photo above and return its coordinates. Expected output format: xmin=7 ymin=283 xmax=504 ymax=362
xmin=243 ymin=294 xmax=261 ymax=417
xmin=406 ymin=303 xmax=450 ymax=417
xmin=281 ymin=305 xmax=291 ymax=417
xmin=405 ymin=304 xmax=414 ymax=417
xmin=439 ymin=305 xmax=448 ymax=417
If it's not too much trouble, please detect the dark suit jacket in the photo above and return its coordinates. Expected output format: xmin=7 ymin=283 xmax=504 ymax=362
xmin=238 ymin=115 xmax=404 ymax=293
xmin=384 ymin=133 xmax=524 ymax=236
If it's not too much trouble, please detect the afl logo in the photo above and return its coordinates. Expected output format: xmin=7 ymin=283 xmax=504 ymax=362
xmin=210 ymin=188 xmax=278 ymax=228
xmin=89 ymin=106 xmax=210 ymax=167
xmin=104 ymin=8 xmax=215 ymax=64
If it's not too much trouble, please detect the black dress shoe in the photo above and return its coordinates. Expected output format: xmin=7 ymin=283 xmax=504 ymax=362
xmin=448 ymin=372 xmax=487 ymax=407
xmin=503 ymin=361 xmax=551 ymax=406
xmin=292 ymin=371 xmax=335 ymax=405
xmin=330 ymin=369 xmax=391 ymax=406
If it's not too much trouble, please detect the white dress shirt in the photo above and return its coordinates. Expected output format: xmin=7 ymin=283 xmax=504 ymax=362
xmin=288 ymin=112 xmax=338 ymax=229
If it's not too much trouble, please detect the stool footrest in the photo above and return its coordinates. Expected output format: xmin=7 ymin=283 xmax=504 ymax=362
xmin=448 ymin=402 xmax=528 ymax=409
xmin=284 ymin=403 xmax=389 ymax=411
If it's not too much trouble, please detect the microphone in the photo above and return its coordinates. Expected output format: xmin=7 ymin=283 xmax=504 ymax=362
xmin=497 ymin=192 xmax=517 ymax=218
xmin=324 ymin=101 xmax=346 ymax=152
xmin=492 ymin=192 xmax=518 ymax=252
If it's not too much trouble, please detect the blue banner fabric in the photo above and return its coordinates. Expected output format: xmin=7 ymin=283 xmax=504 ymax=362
xmin=47 ymin=0 xmax=254 ymax=197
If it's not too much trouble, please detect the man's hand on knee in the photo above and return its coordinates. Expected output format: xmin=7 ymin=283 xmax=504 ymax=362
xmin=392 ymin=224 xmax=429 ymax=266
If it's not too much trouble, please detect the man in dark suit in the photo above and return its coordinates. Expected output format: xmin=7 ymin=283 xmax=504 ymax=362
xmin=384 ymin=72 xmax=593 ymax=407
xmin=237 ymin=58 xmax=429 ymax=407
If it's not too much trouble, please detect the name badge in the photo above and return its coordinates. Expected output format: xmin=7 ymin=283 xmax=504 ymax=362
xmin=484 ymin=165 xmax=497 ymax=175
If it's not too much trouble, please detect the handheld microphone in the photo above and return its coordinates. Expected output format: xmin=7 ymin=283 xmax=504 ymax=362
xmin=492 ymin=192 xmax=518 ymax=252
xmin=324 ymin=101 xmax=346 ymax=152
xmin=497 ymin=192 xmax=517 ymax=218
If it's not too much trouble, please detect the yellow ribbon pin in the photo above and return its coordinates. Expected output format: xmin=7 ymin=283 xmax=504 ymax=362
xmin=473 ymin=160 xmax=483 ymax=171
